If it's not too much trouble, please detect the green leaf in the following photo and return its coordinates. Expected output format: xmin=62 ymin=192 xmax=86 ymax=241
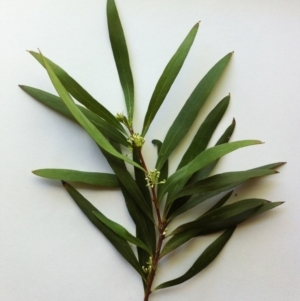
xmin=38 ymin=50 xmax=144 ymax=171
xmin=160 ymin=192 xmax=233 ymax=257
xmin=155 ymin=227 xmax=235 ymax=290
xmin=93 ymin=211 xmax=152 ymax=255
xmin=166 ymin=118 xmax=236 ymax=218
xmin=20 ymin=86 xmax=128 ymax=145
xmin=171 ymin=199 xmax=270 ymax=235
xmin=204 ymin=191 xmax=233 ymax=214
xmin=142 ymin=23 xmax=199 ymax=136
xmin=107 ymin=0 xmax=134 ymax=120
xmin=175 ymin=169 xmax=277 ymax=198
xmin=160 ymin=228 xmax=198 ymax=258
xmin=188 ymin=118 xmax=236 ymax=183
xmin=132 ymin=148 xmax=156 ymax=255
xmin=62 ymin=181 xmax=145 ymax=280
xmin=177 ymin=95 xmax=230 ymax=170
xmin=156 ymin=52 xmax=233 ymax=171
xmin=32 ymin=169 xmax=119 ymax=187
xmin=28 ymin=52 xmax=124 ymax=133
xmin=195 ymin=201 xmax=283 ymax=236
xmin=168 ymin=162 xmax=282 ymax=219
xmin=100 ymin=147 xmax=154 ymax=223
xmin=160 ymin=140 xmax=262 ymax=207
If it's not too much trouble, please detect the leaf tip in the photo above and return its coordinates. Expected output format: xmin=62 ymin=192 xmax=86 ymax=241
xmin=61 ymin=180 xmax=67 ymax=187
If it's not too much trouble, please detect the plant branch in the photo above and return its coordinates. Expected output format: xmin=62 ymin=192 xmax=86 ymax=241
xmin=134 ymin=146 xmax=166 ymax=300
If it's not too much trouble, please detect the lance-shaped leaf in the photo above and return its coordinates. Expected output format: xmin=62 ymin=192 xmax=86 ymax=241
xmin=155 ymin=227 xmax=235 ymax=290
xmin=189 ymin=118 xmax=236 ymax=183
xmin=175 ymin=169 xmax=277 ymax=199
xmin=100 ymin=147 xmax=154 ymax=223
xmin=160 ymin=192 xmax=233 ymax=257
xmin=28 ymin=51 xmax=124 ymax=133
xmin=62 ymin=181 xmax=145 ymax=280
xmin=132 ymin=148 xmax=156 ymax=255
xmin=171 ymin=199 xmax=269 ymax=236
xmin=156 ymin=52 xmax=233 ymax=171
xmin=195 ymin=201 xmax=283 ymax=236
xmin=203 ymin=190 xmax=233 ymax=215
xmin=165 ymin=201 xmax=283 ymax=255
xmin=142 ymin=23 xmax=199 ymax=136
xmin=160 ymin=228 xmax=198 ymax=258
xmin=177 ymin=95 xmax=230 ymax=170
xmin=167 ymin=162 xmax=283 ymax=219
xmin=167 ymin=118 xmax=236 ymax=218
xmin=159 ymin=140 xmax=262 ymax=206
xmin=39 ymin=50 xmax=144 ymax=172
xmin=20 ymin=86 xmax=127 ymax=145
xmin=93 ymin=211 xmax=152 ymax=255
xmin=107 ymin=0 xmax=134 ymax=120
xmin=32 ymin=169 xmax=119 ymax=187
xmin=100 ymin=140 xmax=155 ymax=251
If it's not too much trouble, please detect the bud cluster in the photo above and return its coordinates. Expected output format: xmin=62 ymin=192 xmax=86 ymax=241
xmin=145 ymin=169 xmax=166 ymax=188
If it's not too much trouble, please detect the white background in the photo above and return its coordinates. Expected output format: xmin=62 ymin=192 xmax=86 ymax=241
xmin=1 ymin=0 xmax=300 ymax=300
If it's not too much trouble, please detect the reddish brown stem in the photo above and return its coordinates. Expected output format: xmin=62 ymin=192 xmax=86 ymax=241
xmin=129 ymin=129 xmax=165 ymax=300
xmin=144 ymin=230 xmax=165 ymax=301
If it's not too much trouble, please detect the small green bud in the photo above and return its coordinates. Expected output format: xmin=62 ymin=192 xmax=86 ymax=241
xmin=127 ymin=133 xmax=145 ymax=148
xmin=142 ymin=256 xmax=153 ymax=275
xmin=145 ymin=169 xmax=166 ymax=188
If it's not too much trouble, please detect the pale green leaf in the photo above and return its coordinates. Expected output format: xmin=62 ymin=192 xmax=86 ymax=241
xmin=32 ymin=169 xmax=119 ymax=187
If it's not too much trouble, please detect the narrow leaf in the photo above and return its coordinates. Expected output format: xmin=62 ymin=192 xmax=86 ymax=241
xmin=93 ymin=211 xmax=152 ymax=255
xmin=142 ymin=23 xmax=199 ymax=136
xmin=177 ymin=95 xmax=230 ymax=169
xmin=107 ymin=0 xmax=134 ymax=120
xmin=175 ymin=169 xmax=277 ymax=198
xmin=100 ymin=146 xmax=154 ymax=222
xmin=160 ymin=140 xmax=262 ymax=206
xmin=204 ymin=191 xmax=233 ymax=214
xmin=39 ymin=50 xmax=144 ymax=171
xmin=62 ymin=181 xmax=145 ymax=279
xmin=167 ymin=118 xmax=236 ymax=218
xmin=195 ymin=201 xmax=283 ymax=236
xmin=28 ymin=51 xmax=124 ymax=133
xmin=161 ymin=192 xmax=233 ymax=257
xmin=20 ymin=86 xmax=128 ymax=145
xmin=33 ymin=169 xmax=119 ymax=187
xmin=156 ymin=52 xmax=233 ymax=171
xmin=160 ymin=228 xmax=198 ymax=258
xmin=189 ymin=118 xmax=236 ymax=182
xmin=132 ymin=148 xmax=156 ymax=255
xmin=168 ymin=163 xmax=281 ymax=219
xmin=171 ymin=199 xmax=268 ymax=235
xmin=156 ymin=227 xmax=235 ymax=290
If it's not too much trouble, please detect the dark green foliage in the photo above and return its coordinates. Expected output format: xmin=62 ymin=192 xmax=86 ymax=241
xmin=23 ymin=0 xmax=284 ymax=299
